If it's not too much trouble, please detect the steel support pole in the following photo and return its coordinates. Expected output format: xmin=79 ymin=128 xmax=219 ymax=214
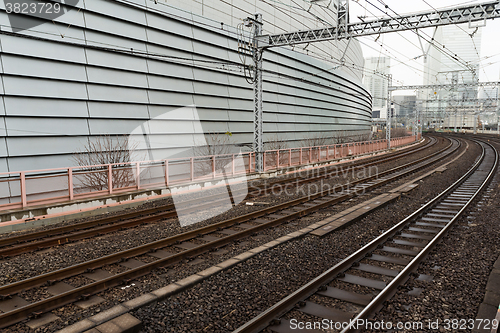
xmin=252 ymin=13 xmax=264 ymax=172
xmin=386 ymin=74 xmax=392 ymax=149
xmin=473 ymin=113 xmax=477 ymax=134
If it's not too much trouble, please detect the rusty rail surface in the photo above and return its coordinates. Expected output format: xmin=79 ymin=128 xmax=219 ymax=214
xmin=233 ymin=139 xmax=497 ymax=333
xmin=0 ymin=137 xmax=456 ymax=328
xmin=0 ymin=137 xmax=435 ymax=257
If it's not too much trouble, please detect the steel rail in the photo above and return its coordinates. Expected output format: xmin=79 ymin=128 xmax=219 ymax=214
xmin=0 ymin=138 xmax=452 ymax=294
xmin=0 ymin=137 xmax=455 ymax=328
xmin=341 ymin=139 xmax=498 ymax=332
xmin=232 ymin=139 xmax=496 ymax=333
xmin=0 ymin=137 xmax=435 ymax=255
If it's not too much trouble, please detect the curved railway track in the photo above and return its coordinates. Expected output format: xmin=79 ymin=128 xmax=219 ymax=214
xmin=0 ymin=137 xmax=438 ymax=257
xmin=0 ymin=137 xmax=464 ymax=329
xmin=233 ymin=139 xmax=497 ymax=333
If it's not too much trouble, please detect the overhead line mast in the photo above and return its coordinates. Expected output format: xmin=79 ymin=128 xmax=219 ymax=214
xmin=246 ymin=1 xmax=500 ymax=171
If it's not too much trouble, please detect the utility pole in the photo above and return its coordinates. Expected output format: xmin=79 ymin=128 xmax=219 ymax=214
xmin=245 ymin=1 xmax=500 ymax=171
xmin=251 ymin=13 xmax=264 ymax=172
xmin=497 ymin=84 xmax=500 ymax=135
xmin=452 ymin=71 xmax=458 ymax=133
xmin=386 ymin=74 xmax=392 ymax=148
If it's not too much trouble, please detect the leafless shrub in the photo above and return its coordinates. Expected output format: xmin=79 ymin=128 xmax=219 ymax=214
xmin=193 ymin=132 xmax=235 ymax=176
xmin=374 ymin=128 xmax=410 ymax=139
xmin=72 ymin=135 xmax=139 ymax=192
xmin=264 ymin=134 xmax=289 ymax=167
xmin=301 ymin=133 xmax=332 ymax=147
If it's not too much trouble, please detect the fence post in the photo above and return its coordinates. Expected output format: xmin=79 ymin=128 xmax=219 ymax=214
xmin=299 ymin=148 xmax=303 ymax=165
xmin=289 ymin=148 xmax=292 ymax=167
xmin=232 ymin=154 xmax=235 ymax=175
xmin=20 ymin=172 xmax=27 ymax=208
xmin=68 ymin=168 xmax=74 ymax=200
xmin=309 ymin=147 xmax=312 ymax=163
xmin=136 ymin=162 xmax=140 ymax=190
xmin=212 ymin=156 xmax=216 ymax=179
xmin=263 ymin=151 xmax=266 ymax=171
xmin=165 ymin=160 xmax=169 ymax=186
xmin=276 ymin=150 xmax=280 ymax=169
xmin=190 ymin=157 xmax=194 ymax=181
xmin=108 ymin=164 xmax=113 ymax=194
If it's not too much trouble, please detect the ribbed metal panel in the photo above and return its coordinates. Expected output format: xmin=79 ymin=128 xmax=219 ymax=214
xmin=0 ymin=0 xmax=371 ymax=172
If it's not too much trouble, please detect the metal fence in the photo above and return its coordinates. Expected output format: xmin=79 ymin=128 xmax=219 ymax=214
xmin=0 ymin=136 xmax=416 ymax=211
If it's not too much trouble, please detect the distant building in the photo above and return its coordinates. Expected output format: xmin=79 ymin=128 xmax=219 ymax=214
xmin=363 ymin=57 xmax=391 ymax=112
xmin=479 ymin=86 xmax=499 ymax=100
xmin=420 ymin=24 xmax=482 ymax=127
xmin=393 ymin=95 xmax=417 ymax=118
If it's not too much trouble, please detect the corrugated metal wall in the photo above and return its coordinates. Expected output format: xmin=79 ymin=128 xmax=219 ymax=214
xmin=0 ymin=0 xmax=371 ymax=173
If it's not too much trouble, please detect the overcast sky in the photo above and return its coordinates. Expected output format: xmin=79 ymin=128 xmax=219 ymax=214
xmin=349 ymin=0 xmax=500 ymax=93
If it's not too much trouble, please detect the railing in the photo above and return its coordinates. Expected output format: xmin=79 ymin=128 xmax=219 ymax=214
xmin=0 ymin=136 xmax=416 ymax=211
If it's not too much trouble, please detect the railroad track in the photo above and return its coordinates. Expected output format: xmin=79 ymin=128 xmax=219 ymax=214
xmin=0 ymin=137 xmax=460 ymax=329
xmin=233 ymin=139 xmax=497 ymax=333
xmin=0 ymin=137 xmax=437 ymax=257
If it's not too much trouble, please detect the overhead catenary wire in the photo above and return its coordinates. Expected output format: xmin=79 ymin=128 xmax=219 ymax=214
xmin=351 ymin=0 xmax=463 ymax=84
xmin=365 ymin=0 xmax=474 ymax=72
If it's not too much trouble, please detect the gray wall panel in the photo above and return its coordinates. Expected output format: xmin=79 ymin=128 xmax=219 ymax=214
xmin=85 ymin=30 xmax=147 ymax=52
xmin=0 ymin=35 xmax=86 ymax=63
xmin=197 ymin=109 xmax=230 ymax=122
xmin=86 ymin=67 xmax=149 ymax=88
xmin=0 ymin=158 xmax=8 ymax=173
xmin=4 ymin=97 xmax=88 ymax=118
xmin=145 ymin=12 xmax=194 ymax=38
xmin=88 ymin=118 xmax=153 ymax=135
xmin=193 ymin=81 xmax=228 ymax=96
xmin=1 ymin=55 xmax=87 ymax=81
xmin=192 ymin=68 xmax=230 ymax=85
xmin=227 ymin=99 xmax=253 ymax=112
xmin=227 ymin=110 xmax=252 ymax=122
xmin=146 ymin=29 xmax=194 ymax=52
xmin=7 ymin=155 xmax=73 ymax=172
xmin=86 ymin=84 xmax=148 ymax=103
xmin=85 ymin=0 xmax=147 ymax=25
xmin=85 ymin=49 xmax=148 ymax=72
xmin=150 ymin=75 xmax=194 ymax=93
xmin=0 ymin=0 xmax=372 ymax=172
xmin=5 ymin=117 xmax=89 ymax=137
xmin=7 ymin=137 xmax=85 ymax=156
xmin=0 ymin=136 xmax=6 ymax=155
xmin=147 ymin=59 xmax=194 ymax=79
xmin=3 ymin=76 xmax=88 ymax=99
xmin=0 ymin=97 xmax=5 ymax=115
xmin=88 ymin=102 xmax=150 ymax=119
xmin=83 ymin=12 xmax=147 ymax=41
xmin=148 ymin=91 xmax=195 ymax=106
xmin=193 ymin=95 xmax=229 ymax=109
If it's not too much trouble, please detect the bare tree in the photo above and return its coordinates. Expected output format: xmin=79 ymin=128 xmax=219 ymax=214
xmin=264 ymin=134 xmax=289 ymax=167
xmin=193 ymin=132 xmax=236 ymax=176
xmin=72 ymin=135 xmax=139 ymax=192
xmin=301 ymin=132 xmax=332 ymax=147
xmin=374 ymin=128 xmax=410 ymax=140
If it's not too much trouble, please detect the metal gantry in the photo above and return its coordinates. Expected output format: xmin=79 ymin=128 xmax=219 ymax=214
xmin=264 ymin=1 xmax=500 ymax=48
xmin=389 ymin=81 xmax=500 ymax=91
xmin=386 ymin=74 xmax=392 ymax=148
xmin=245 ymin=0 xmax=500 ymax=171
xmin=390 ymin=81 xmax=500 ymax=136
xmin=252 ymin=13 xmax=264 ymax=173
